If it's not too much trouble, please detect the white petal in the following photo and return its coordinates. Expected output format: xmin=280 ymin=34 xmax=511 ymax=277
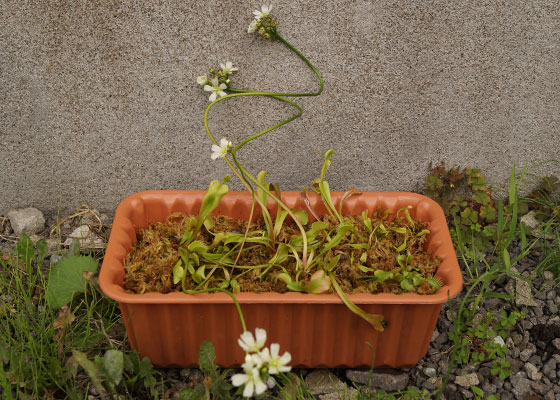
xmin=231 ymin=373 xmax=249 ymax=387
xmin=219 ymin=62 xmax=226 ymax=70
xmin=209 ymin=92 xmax=217 ymax=102
xmin=255 ymin=379 xmax=268 ymax=395
xmin=255 ymin=328 xmax=267 ymax=347
xmin=269 ymin=343 xmax=280 ymax=358
xmin=279 ymin=352 xmax=292 ymax=365
xmin=248 ymin=20 xmax=258 ymax=33
xmin=258 ymin=347 xmax=270 ymax=363
xmin=278 ymin=364 xmax=291 ymax=372
xmin=219 ymin=83 xmax=227 ymax=90
xmin=210 ymin=77 xmax=219 ymax=86
xmin=218 ymin=90 xmax=227 ymax=98
xmin=243 ymin=381 xmax=254 ymax=398
xmin=203 ymin=84 xmax=213 ymax=92
xmin=197 ymin=75 xmax=207 ymax=85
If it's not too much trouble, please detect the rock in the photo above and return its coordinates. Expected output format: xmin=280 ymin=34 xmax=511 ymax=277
xmin=63 ymin=225 xmax=105 ymax=248
xmin=520 ymin=349 xmax=534 ymax=362
xmin=431 ymin=330 xmax=440 ymax=342
xmin=482 ymin=381 xmax=497 ymax=395
xmin=318 ymin=387 xmax=356 ymax=400
xmin=553 ymin=338 xmax=560 ymax=351
xmin=515 ymin=278 xmax=537 ymax=306
xmin=505 ymin=279 xmax=516 ymax=296
xmin=543 ymin=271 xmax=555 ymax=281
xmin=454 ymin=373 xmax=479 ymax=388
xmin=521 ymin=211 xmax=556 ymax=239
xmin=346 ymin=369 xmax=408 ymax=392
xmin=500 ymin=391 xmax=514 ymax=400
xmin=306 ymin=370 xmax=345 ymax=395
xmin=424 ymin=367 xmax=437 ymax=378
xmin=543 ymin=359 xmax=557 ymax=379
xmin=7 ymin=207 xmax=45 ymax=236
xmin=493 ymin=336 xmax=506 ymax=347
xmin=544 ymin=391 xmax=555 ymax=400
xmin=510 ymin=372 xmax=533 ymax=399
xmin=525 ymin=363 xmax=542 ymax=381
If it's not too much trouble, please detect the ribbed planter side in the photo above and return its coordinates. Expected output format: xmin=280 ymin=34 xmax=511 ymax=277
xmin=100 ymin=190 xmax=462 ymax=368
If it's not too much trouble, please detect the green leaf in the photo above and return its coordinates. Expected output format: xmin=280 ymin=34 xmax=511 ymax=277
xmin=178 ymin=388 xmax=205 ymax=400
xmin=103 ymin=350 xmax=124 ymax=386
xmin=67 ymin=238 xmax=81 ymax=257
xmin=374 ymin=270 xmax=393 ymax=282
xmin=198 ymin=341 xmax=217 ymax=377
xmin=16 ymin=234 xmax=34 ymax=269
xmin=71 ymin=350 xmax=106 ymax=396
xmin=35 ymin=239 xmax=48 ymax=264
xmin=194 ymin=180 xmax=229 ymax=240
xmin=46 ymin=255 xmax=98 ymax=308
xmin=173 ymin=260 xmax=185 ymax=285
xmin=276 ymin=273 xmax=292 ymax=284
xmin=211 ymin=378 xmax=234 ymax=399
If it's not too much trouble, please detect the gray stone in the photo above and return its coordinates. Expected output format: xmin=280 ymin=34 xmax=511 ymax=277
xmin=346 ymin=369 xmax=408 ymax=392
xmin=7 ymin=207 xmax=45 ymax=236
xmin=424 ymin=367 xmax=437 ymax=378
xmin=543 ymin=271 xmax=555 ymax=281
xmin=505 ymin=280 xmax=516 ymax=296
xmin=501 ymin=391 xmax=514 ymax=400
xmin=525 ymin=363 xmax=542 ymax=381
xmin=544 ymin=391 xmax=555 ymax=400
xmin=454 ymin=373 xmax=479 ymax=388
xmin=318 ymin=387 xmax=357 ymax=400
xmin=510 ymin=372 xmax=533 ymax=399
xmin=63 ymin=225 xmax=105 ymax=248
xmin=543 ymin=359 xmax=557 ymax=379
xmin=553 ymin=338 xmax=560 ymax=351
xmin=460 ymin=388 xmax=474 ymax=398
xmin=306 ymin=370 xmax=345 ymax=395
xmin=515 ymin=277 xmax=537 ymax=306
xmin=482 ymin=381 xmax=497 ymax=395
xmin=520 ymin=348 xmax=534 ymax=362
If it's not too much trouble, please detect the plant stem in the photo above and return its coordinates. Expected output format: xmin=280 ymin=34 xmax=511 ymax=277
xmin=204 ymin=93 xmax=310 ymax=268
xmin=228 ymin=33 xmax=323 ymax=97
xmin=185 ymin=288 xmax=247 ymax=332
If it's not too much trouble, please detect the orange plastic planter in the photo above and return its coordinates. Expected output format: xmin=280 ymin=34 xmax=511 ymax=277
xmin=100 ymin=190 xmax=462 ymax=368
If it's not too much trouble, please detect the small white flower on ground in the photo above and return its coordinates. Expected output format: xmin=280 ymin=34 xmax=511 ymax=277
xmin=231 ymin=354 xmax=267 ymax=398
xmin=248 ymin=19 xmax=258 ymax=33
xmin=253 ymin=5 xmax=272 ymax=20
xmin=493 ymin=336 xmax=506 ymax=346
xmin=257 ymin=343 xmax=292 ymax=374
xmin=203 ymin=77 xmax=227 ymax=102
xmin=196 ymin=75 xmax=208 ymax=85
xmin=220 ymin=61 xmax=238 ymax=75
xmin=211 ymin=138 xmax=232 ymax=160
xmin=238 ymin=328 xmax=267 ymax=353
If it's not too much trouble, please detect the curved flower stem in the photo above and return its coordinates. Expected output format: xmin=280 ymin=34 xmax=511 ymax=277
xmin=204 ymin=92 xmax=310 ymax=268
xmin=185 ymin=287 xmax=247 ymax=332
xmin=228 ymin=33 xmax=323 ymax=97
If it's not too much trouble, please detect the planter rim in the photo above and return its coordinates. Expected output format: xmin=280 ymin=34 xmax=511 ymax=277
xmin=100 ymin=190 xmax=463 ymax=305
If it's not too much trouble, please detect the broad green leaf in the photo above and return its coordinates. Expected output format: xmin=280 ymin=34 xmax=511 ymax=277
xmin=71 ymin=350 xmax=106 ymax=396
xmin=292 ymin=209 xmax=309 ymax=226
xmin=324 ymin=254 xmax=340 ymax=272
xmin=173 ymin=260 xmax=184 ymax=285
xmin=276 ymin=273 xmax=292 ymax=284
xmin=103 ymin=350 xmax=124 ymax=386
xmin=195 ymin=180 xmax=229 ymax=238
xmin=274 ymin=209 xmax=289 ymax=237
xmin=35 ymin=239 xmax=48 ymax=264
xmin=16 ymin=234 xmax=34 ymax=269
xmin=198 ymin=341 xmax=216 ymax=376
xmin=302 ymin=270 xmax=330 ymax=293
xmin=178 ymin=388 xmax=205 ymax=400
xmin=374 ymin=270 xmax=393 ymax=282
xmin=46 ymin=255 xmax=98 ymax=308
xmin=188 ymin=240 xmax=207 ymax=254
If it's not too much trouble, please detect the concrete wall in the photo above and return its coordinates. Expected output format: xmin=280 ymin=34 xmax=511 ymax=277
xmin=1 ymin=1 xmax=559 ymax=215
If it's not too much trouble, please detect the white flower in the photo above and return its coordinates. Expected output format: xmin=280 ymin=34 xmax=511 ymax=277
xmin=211 ymin=138 xmax=232 ymax=160
xmin=257 ymin=343 xmax=292 ymax=374
xmin=253 ymin=5 xmax=272 ymax=20
xmin=248 ymin=19 xmax=258 ymax=33
xmin=220 ymin=61 xmax=238 ymax=75
xmin=231 ymin=354 xmax=267 ymax=398
xmin=203 ymin=77 xmax=227 ymax=102
xmin=238 ymin=328 xmax=267 ymax=353
xmin=196 ymin=75 xmax=208 ymax=85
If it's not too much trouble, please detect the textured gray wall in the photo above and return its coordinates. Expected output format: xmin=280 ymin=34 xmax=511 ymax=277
xmin=1 ymin=1 xmax=559 ymax=215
